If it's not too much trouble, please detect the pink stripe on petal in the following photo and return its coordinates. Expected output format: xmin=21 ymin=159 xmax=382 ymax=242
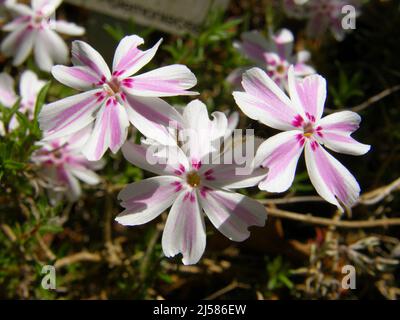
xmin=121 ymin=182 xmax=176 ymax=209
xmin=262 ymin=135 xmax=302 ymax=181
xmin=127 ymin=79 xmax=186 ymax=95
xmin=321 ymin=122 xmax=359 ymax=132
xmin=67 ymin=67 xmax=98 ymax=84
xmin=308 ymin=143 xmax=354 ymax=206
xmin=126 ymin=95 xmax=177 ymax=127
xmin=199 ymin=189 xmax=266 ymax=242
xmin=292 ymin=74 xmax=326 ymax=121
xmin=116 ymin=47 xmax=143 ymax=73
xmin=109 ymin=109 xmax=121 ymax=150
xmin=321 ymin=132 xmax=355 ymax=143
xmin=74 ymin=52 xmax=102 ymax=76
xmin=255 ymin=131 xmax=304 ymax=193
xmin=95 ymin=107 xmax=109 ymax=159
xmin=117 ymin=176 xmax=181 ymax=226
xmin=162 ymin=190 xmax=205 ymax=265
xmin=48 ymin=95 xmax=99 ymax=132
xmin=235 ymin=68 xmax=298 ymax=131
xmin=211 ymin=192 xmax=260 ymax=226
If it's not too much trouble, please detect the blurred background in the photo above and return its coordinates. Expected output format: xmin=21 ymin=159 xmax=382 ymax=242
xmin=0 ymin=0 xmax=400 ymax=299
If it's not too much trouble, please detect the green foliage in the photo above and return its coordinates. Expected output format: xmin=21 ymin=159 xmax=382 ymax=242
xmin=329 ymin=68 xmax=363 ymax=107
xmin=265 ymin=256 xmax=293 ymax=292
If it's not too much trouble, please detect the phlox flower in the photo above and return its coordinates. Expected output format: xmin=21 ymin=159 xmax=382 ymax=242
xmin=283 ymin=0 xmax=361 ymax=41
xmin=228 ymin=28 xmax=315 ymax=89
xmin=233 ymin=67 xmax=370 ymax=211
xmin=116 ymin=100 xmax=268 ymax=265
xmin=39 ymin=35 xmax=198 ymax=161
xmin=31 ymin=127 xmax=104 ymax=202
xmin=0 ymin=70 xmax=46 ymax=133
xmin=1 ymin=0 xmax=85 ymax=72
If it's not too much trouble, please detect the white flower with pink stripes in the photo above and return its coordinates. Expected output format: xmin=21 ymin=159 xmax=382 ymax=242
xmin=1 ymin=0 xmax=85 ymax=72
xmin=32 ymin=127 xmax=104 ymax=202
xmin=116 ymin=100 xmax=267 ymax=265
xmin=0 ymin=70 xmax=46 ymax=133
xmin=39 ymin=35 xmax=198 ymax=161
xmin=228 ymin=29 xmax=315 ymax=89
xmin=233 ymin=67 xmax=370 ymax=211
xmin=283 ymin=0 xmax=361 ymax=41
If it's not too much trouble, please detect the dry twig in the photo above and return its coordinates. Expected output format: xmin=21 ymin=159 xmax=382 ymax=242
xmin=266 ymin=207 xmax=400 ymax=229
xmin=204 ymin=280 xmax=250 ymax=300
xmin=55 ymin=251 xmax=102 ymax=268
xmin=325 ymin=85 xmax=400 ymax=114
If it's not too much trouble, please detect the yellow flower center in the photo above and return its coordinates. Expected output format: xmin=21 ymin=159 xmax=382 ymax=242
xmin=276 ymin=64 xmax=286 ymax=74
xmin=105 ymin=77 xmax=121 ymax=95
xmin=186 ymin=171 xmax=201 ymax=188
xmin=303 ymin=122 xmax=314 ymax=137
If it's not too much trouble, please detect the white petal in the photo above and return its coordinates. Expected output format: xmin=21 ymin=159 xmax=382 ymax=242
xmin=19 ymin=70 xmax=46 ymax=110
xmin=4 ymin=2 xmax=33 ymax=16
xmin=34 ymin=29 xmax=69 ymax=72
xmin=201 ymin=164 xmax=268 ymax=190
xmin=272 ymin=28 xmax=294 ymax=59
xmin=54 ymin=20 xmax=85 ymax=36
xmin=293 ymin=62 xmax=316 ymax=77
xmin=116 ymin=176 xmax=181 ymax=226
xmin=121 ymin=140 xmax=189 ymax=177
xmin=181 ymin=99 xmax=228 ymax=162
xmin=124 ymin=64 xmax=198 ymax=97
xmin=226 ymin=111 xmax=240 ymax=138
xmin=0 ymin=72 xmax=17 ymax=107
xmin=57 ymin=166 xmax=81 ymax=202
xmin=12 ymin=27 xmax=35 ymax=66
xmin=233 ymin=67 xmax=300 ymax=131
xmin=112 ymin=35 xmax=162 ymax=78
xmin=317 ymin=111 xmax=370 ymax=156
xmin=162 ymin=191 xmax=206 ymax=265
xmin=52 ymin=65 xmax=100 ymax=91
xmin=68 ymin=164 xmax=101 ymax=185
xmin=296 ymin=50 xmax=311 ymax=63
xmin=82 ymin=100 xmax=129 ymax=160
xmin=3 ymin=16 xmax=31 ymax=32
xmin=39 ymin=89 xmax=103 ymax=140
xmin=124 ymin=94 xmax=183 ymax=146
xmin=200 ymin=138 xmax=268 ymax=189
xmin=63 ymin=124 xmax=93 ymax=150
xmin=71 ymin=40 xmax=111 ymax=80
xmin=288 ymin=65 xmax=326 ymax=121
xmin=199 ymin=189 xmax=266 ymax=242
xmin=305 ymin=141 xmax=361 ymax=211
xmin=112 ymin=35 xmax=143 ymax=72
xmin=255 ymin=130 xmax=304 ymax=193
xmin=108 ymin=102 xmax=130 ymax=153
xmin=81 ymin=104 xmax=109 ymax=161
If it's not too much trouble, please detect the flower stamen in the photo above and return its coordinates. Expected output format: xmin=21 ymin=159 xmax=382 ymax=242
xmin=303 ymin=122 xmax=314 ymax=137
xmin=186 ymin=171 xmax=201 ymax=188
xmin=104 ymin=77 xmax=121 ymax=95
